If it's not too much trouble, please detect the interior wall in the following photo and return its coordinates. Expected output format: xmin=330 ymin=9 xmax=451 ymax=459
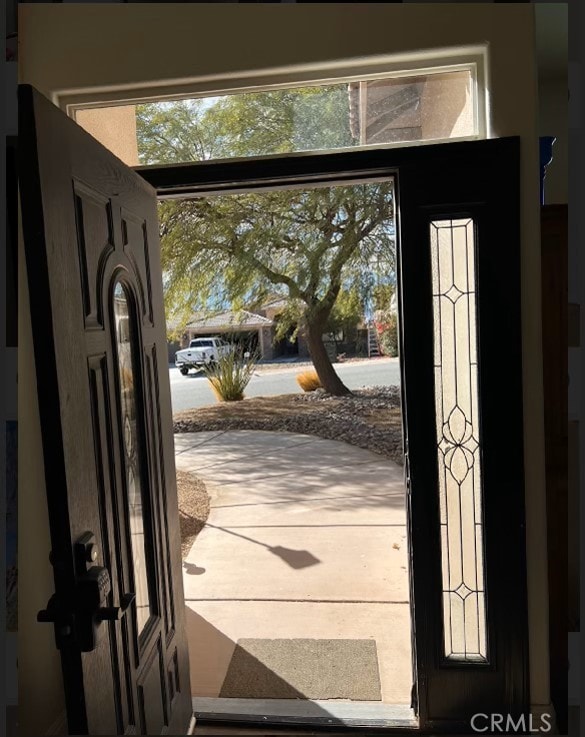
xmin=17 ymin=1 xmax=550 ymax=720
xmin=538 ymin=75 xmax=569 ymax=205
xmin=18 ymin=199 xmax=66 ymax=737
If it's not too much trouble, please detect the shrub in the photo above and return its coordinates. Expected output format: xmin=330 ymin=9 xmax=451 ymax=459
xmin=203 ymin=346 xmax=258 ymax=402
xmin=375 ymin=312 xmax=399 ymax=357
xmin=296 ymin=369 xmax=322 ymax=392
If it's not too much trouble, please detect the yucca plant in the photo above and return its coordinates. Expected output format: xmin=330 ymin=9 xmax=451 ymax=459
xmin=202 ymin=345 xmax=259 ymax=402
xmin=296 ymin=369 xmax=322 ymax=393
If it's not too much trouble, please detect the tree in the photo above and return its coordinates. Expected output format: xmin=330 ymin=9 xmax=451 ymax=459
xmin=137 ymin=89 xmax=396 ymax=395
xmin=158 ymin=185 xmax=394 ymax=395
xmin=371 ymin=282 xmax=399 ymax=358
xmin=136 ymin=85 xmax=355 ymax=164
xmin=372 ymin=282 xmax=396 ymax=312
xmin=324 ymin=287 xmax=364 ymax=348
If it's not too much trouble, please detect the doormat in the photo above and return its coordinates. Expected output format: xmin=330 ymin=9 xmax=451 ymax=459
xmin=219 ymin=638 xmax=382 ymax=701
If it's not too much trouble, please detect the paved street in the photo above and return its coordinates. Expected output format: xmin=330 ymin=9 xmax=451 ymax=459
xmin=170 ymin=357 xmax=401 ymax=413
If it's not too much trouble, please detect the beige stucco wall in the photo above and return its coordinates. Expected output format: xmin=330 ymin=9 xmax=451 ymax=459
xmin=420 ymin=70 xmax=475 ymax=140
xmin=18 ymin=2 xmax=550 ymax=725
xmin=75 ymin=106 xmax=139 ymax=166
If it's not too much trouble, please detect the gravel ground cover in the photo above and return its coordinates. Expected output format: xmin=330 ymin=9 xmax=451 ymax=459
xmin=174 ymin=386 xmax=404 ymax=465
xmin=176 ymin=469 xmax=211 ymax=558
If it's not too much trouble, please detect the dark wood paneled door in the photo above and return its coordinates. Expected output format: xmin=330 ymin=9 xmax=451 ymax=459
xmin=396 ymin=137 xmax=529 ymax=729
xmin=19 ymin=85 xmax=194 ymax=735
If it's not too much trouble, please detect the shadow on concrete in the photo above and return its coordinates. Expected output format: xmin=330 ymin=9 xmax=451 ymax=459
xmin=183 ymin=561 xmax=206 ymax=576
xmin=177 ymin=431 xmax=407 ymax=513
xmin=204 ymin=522 xmax=321 ymax=570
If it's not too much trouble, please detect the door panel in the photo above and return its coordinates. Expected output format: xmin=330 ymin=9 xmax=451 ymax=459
xmin=19 ymin=84 xmax=193 ymax=735
xmin=87 ymin=351 xmax=133 ymax=732
xmin=143 ymin=343 xmax=177 ymax=641
xmin=397 ymin=138 xmax=528 ymax=727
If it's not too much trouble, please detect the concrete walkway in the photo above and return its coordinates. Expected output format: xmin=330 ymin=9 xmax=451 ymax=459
xmin=175 ymin=430 xmax=412 ymax=706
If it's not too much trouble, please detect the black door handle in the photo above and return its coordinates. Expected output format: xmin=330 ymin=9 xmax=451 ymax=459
xmin=97 ymin=592 xmax=136 ymax=621
xmin=39 ymin=533 xmax=137 ymax=651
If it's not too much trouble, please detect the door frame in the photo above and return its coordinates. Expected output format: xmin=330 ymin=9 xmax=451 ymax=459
xmin=134 ymin=137 xmax=529 ymax=733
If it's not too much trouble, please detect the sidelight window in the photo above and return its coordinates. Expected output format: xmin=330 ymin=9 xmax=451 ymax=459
xmin=430 ymin=218 xmax=487 ymax=662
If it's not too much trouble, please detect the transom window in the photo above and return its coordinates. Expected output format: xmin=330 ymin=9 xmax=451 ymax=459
xmin=72 ymin=60 xmax=485 ymax=168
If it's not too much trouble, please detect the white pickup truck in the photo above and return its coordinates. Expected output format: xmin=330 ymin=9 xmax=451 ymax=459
xmin=175 ymin=337 xmax=232 ymax=375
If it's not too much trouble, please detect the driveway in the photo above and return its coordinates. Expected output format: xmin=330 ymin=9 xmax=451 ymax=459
xmin=176 ymin=429 xmax=412 ymax=715
xmin=170 ymin=357 xmax=401 ymax=412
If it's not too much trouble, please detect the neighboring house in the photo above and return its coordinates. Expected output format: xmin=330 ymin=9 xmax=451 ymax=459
xmin=181 ymin=309 xmax=275 ymax=359
xmin=172 ymin=294 xmax=369 ymax=363
xmin=256 ymin=294 xmax=370 ymax=358
xmin=174 ymin=304 xmax=310 ymax=361
xmin=255 ymin=295 xmax=311 ymax=358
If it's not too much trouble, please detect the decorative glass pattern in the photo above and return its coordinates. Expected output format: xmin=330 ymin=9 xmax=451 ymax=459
xmin=430 ymin=218 xmax=487 ymax=662
xmin=114 ymin=282 xmax=152 ymax=634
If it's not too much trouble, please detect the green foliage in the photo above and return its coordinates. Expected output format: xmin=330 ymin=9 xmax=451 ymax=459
xmin=373 ymin=284 xmax=398 ymax=357
xmin=138 ymin=87 xmax=395 ymax=337
xmin=372 ymin=282 xmax=395 ymax=312
xmin=137 ymin=85 xmax=396 ymax=394
xmin=158 ymin=184 xmax=395 ymax=337
xmin=136 ymin=85 xmax=355 ymax=165
xmin=271 ymin=300 xmax=304 ymax=343
xmin=376 ymin=312 xmax=399 ymax=358
xmin=325 ymin=287 xmax=364 ymax=340
xmin=202 ymin=346 xmax=258 ymax=402
xmin=136 ymin=100 xmax=224 ymax=164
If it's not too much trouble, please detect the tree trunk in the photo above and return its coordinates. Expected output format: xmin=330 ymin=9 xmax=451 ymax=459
xmin=306 ymin=320 xmax=352 ymax=396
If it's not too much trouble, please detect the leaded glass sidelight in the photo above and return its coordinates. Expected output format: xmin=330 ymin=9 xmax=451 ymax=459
xmin=113 ymin=282 xmax=153 ymax=635
xmin=430 ymin=218 xmax=487 ymax=662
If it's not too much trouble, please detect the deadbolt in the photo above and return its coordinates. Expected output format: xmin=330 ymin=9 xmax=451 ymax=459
xmin=75 ymin=531 xmax=99 ymax=573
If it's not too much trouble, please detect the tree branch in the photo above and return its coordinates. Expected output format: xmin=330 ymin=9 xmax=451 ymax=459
xmin=196 ymin=236 xmax=308 ymax=302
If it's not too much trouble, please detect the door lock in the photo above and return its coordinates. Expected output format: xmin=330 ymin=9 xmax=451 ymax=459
xmin=38 ymin=532 xmax=135 ymax=652
xmin=75 ymin=564 xmax=135 ymax=650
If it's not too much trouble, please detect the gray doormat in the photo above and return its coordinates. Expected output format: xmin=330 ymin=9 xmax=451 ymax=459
xmin=219 ymin=638 xmax=382 ymax=701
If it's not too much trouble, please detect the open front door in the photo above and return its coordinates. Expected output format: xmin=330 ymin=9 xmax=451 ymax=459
xmin=20 ymin=80 xmax=529 ymax=734
xmin=19 ymin=85 xmax=194 ymax=735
